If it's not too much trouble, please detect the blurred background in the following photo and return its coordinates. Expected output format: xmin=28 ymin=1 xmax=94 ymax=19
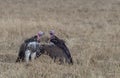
xmin=0 ymin=0 xmax=120 ymax=78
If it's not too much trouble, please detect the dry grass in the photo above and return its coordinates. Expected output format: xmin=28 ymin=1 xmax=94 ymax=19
xmin=0 ymin=0 xmax=120 ymax=78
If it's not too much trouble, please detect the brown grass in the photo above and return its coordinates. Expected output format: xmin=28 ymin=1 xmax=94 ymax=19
xmin=0 ymin=0 xmax=120 ymax=78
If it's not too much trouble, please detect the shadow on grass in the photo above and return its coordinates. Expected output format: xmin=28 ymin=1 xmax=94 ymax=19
xmin=0 ymin=54 xmax=17 ymax=63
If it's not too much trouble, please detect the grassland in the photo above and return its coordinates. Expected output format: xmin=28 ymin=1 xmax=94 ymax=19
xmin=0 ymin=0 xmax=120 ymax=78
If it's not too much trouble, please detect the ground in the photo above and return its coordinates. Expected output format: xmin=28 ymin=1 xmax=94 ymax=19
xmin=0 ymin=0 xmax=120 ymax=78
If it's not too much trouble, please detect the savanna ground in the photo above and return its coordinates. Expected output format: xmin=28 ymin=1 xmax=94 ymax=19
xmin=0 ymin=0 xmax=120 ymax=78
